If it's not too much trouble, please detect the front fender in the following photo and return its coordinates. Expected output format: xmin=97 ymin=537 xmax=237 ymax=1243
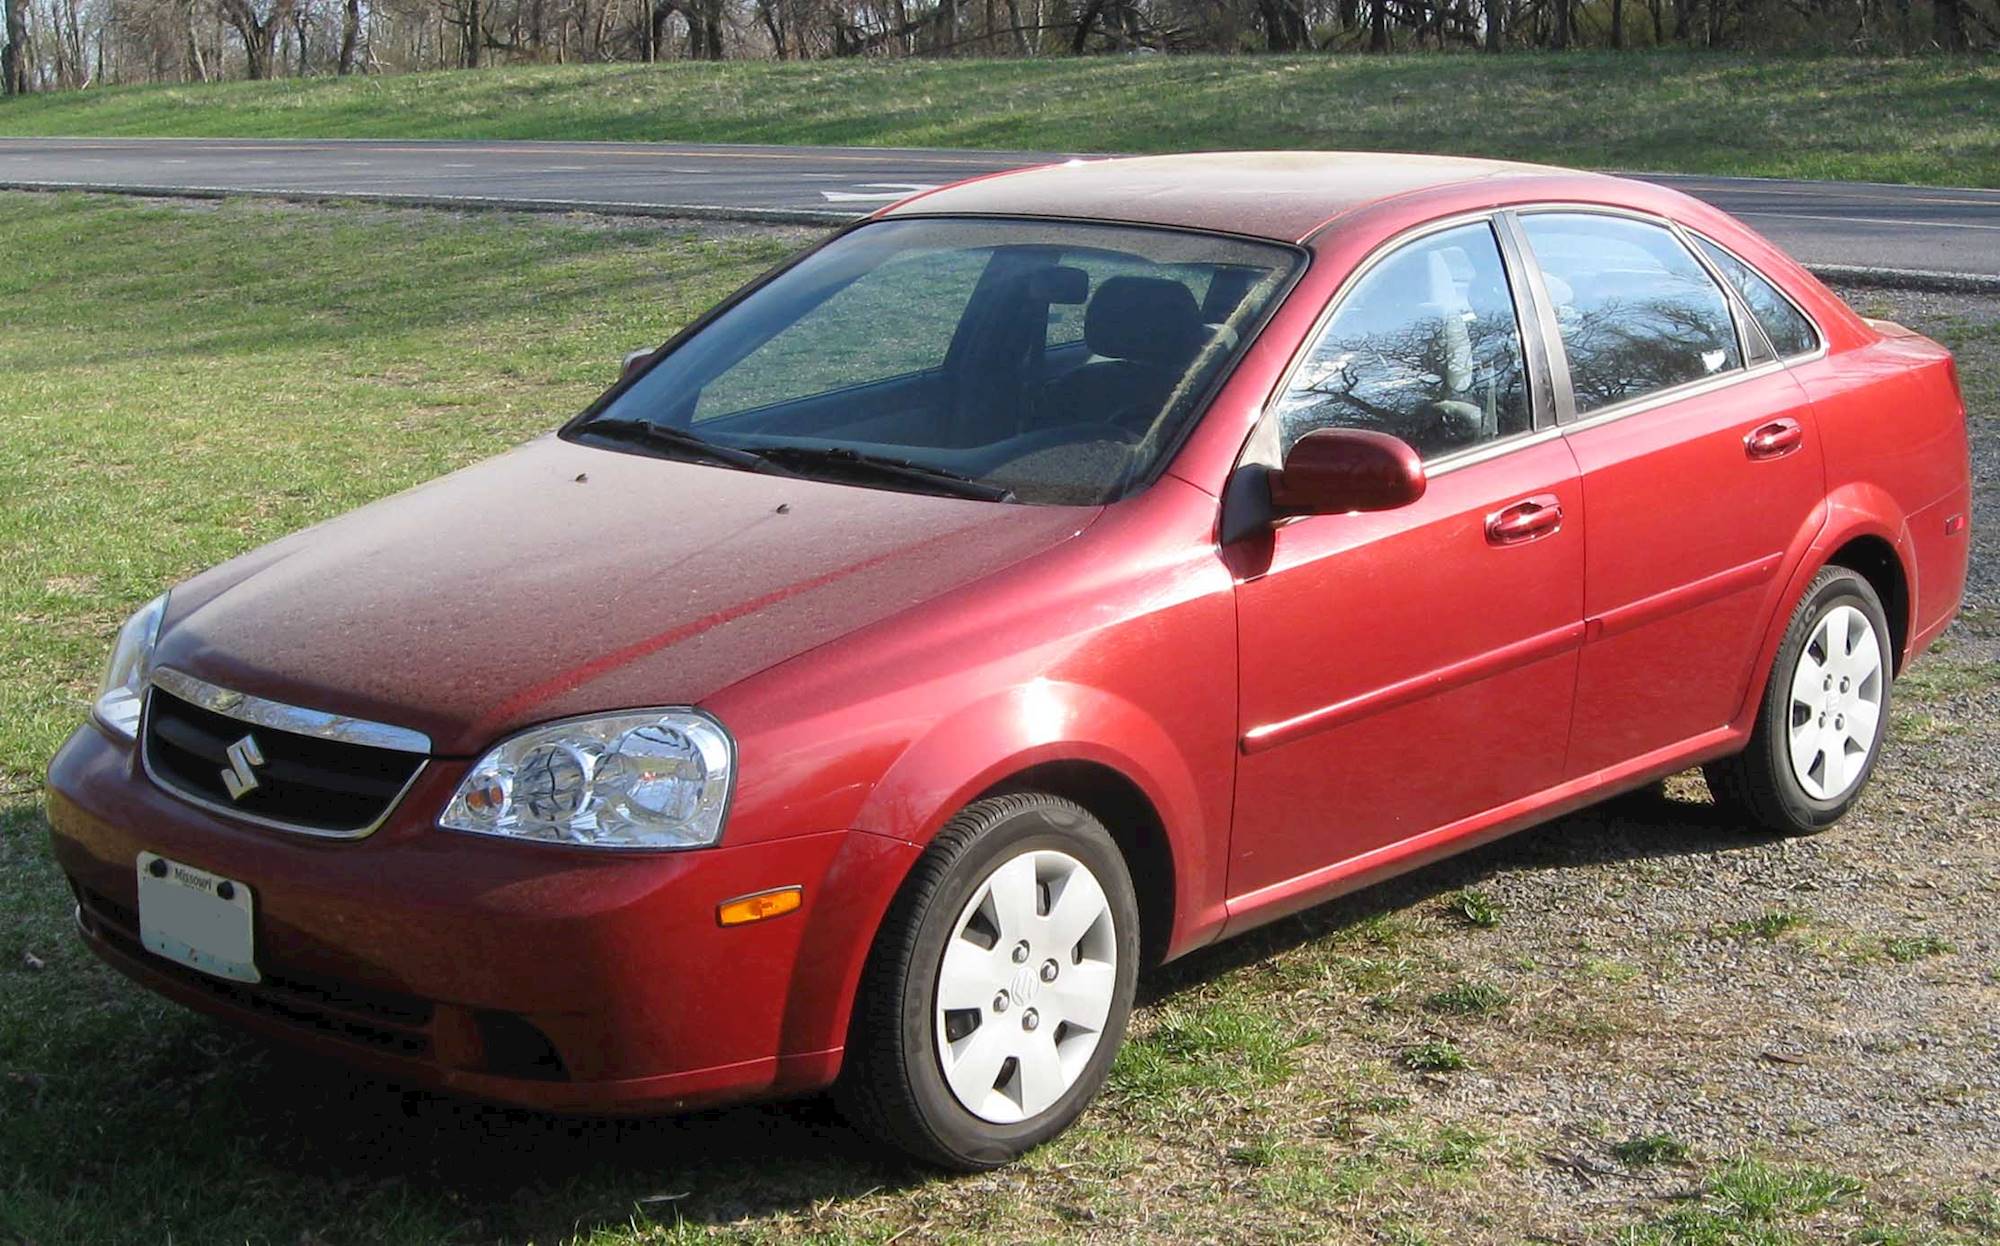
xmin=851 ymin=678 xmax=1224 ymax=957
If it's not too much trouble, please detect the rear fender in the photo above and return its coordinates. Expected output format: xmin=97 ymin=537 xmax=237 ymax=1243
xmin=1733 ymin=483 xmax=1912 ymax=730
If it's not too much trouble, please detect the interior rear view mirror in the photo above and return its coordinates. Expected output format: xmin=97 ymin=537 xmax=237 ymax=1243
xmin=1026 ymin=266 xmax=1089 ymax=304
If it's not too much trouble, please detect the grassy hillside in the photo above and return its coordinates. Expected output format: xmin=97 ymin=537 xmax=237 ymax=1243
xmin=2 ymin=52 xmax=1997 ymax=185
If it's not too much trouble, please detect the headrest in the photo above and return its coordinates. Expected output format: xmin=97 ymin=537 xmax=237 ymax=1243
xmin=1084 ymin=276 xmax=1204 ymax=364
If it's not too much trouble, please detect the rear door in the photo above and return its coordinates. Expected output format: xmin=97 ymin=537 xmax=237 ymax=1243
xmin=1506 ymin=209 xmax=1825 ymax=778
xmin=1228 ymin=217 xmax=1585 ymax=907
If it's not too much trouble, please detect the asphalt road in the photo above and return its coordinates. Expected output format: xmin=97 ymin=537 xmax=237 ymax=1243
xmin=4 ymin=136 xmax=1997 ymax=279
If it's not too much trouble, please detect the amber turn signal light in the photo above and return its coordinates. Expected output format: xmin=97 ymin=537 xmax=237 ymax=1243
xmin=717 ymin=886 xmax=803 ymax=927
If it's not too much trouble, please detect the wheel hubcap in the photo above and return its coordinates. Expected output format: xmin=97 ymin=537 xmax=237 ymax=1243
xmin=1786 ymin=603 xmax=1884 ymax=802
xmin=933 ymin=849 xmax=1117 ymax=1124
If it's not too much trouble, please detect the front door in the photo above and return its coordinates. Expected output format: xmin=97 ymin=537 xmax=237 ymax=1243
xmin=1228 ymin=218 xmax=1585 ymax=908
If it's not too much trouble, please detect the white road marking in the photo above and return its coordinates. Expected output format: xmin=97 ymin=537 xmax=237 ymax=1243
xmin=820 ymin=182 xmax=939 ymax=203
xmin=1738 ymin=210 xmax=2000 ymax=233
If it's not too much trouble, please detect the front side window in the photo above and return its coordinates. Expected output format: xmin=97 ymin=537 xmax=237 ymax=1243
xmin=1274 ymin=221 xmax=1532 ymax=459
xmin=1692 ymin=237 xmax=1822 ymax=360
xmin=578 ymin=218 xmax=1298 ymax=506
xmin=1519 ymin=213 xmax=1743 ymax=415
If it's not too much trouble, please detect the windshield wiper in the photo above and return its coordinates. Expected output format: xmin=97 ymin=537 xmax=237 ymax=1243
xmin=579 ymin=417 xmax=791 ymax=475
xmin=744 ymin=445 xmax=1016 ymax=503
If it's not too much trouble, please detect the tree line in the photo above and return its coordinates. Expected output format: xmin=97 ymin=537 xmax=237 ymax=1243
xmin=3 ymin=0 xmax=1993 ymax=96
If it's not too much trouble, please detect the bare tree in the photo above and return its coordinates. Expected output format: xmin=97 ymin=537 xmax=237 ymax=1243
xmin=1936 ymin=0 xmax=1967 ymax=43
xmin=3 ymin=0 xmax=28 ymax=93
xmin=218 ymin=0 xmax=297 ymax=75
xmin=335 ymin=0 xmax=357 ymax=68
xmin=17 ymin=0 xmax=2000 ymax=90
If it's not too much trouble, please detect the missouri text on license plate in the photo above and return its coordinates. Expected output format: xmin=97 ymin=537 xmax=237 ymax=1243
xmin=136 ymin=852 xmax=259 ymax=984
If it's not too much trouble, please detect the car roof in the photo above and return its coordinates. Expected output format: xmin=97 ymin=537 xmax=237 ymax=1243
xmin=879 ymin=151 xmax=1628 ymax=243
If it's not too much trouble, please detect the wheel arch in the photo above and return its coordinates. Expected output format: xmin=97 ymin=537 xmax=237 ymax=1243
xmin=1738 ymin=487 xmax=1915 ymax=729
xmin=849 ymin=679 xmax=1222 ymax=968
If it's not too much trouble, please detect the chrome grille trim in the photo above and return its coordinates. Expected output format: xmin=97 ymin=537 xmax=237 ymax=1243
xmin=150 ymin=667 xmax=431 ymax=754
xmin=140 ymin=671 xmax=431 ymax=841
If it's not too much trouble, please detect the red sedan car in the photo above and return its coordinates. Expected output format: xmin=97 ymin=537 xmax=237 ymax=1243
xmin=47 ymin=153 xmax=1970 ymax=1168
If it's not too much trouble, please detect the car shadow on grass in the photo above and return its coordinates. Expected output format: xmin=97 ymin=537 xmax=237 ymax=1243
xmin=147 ymin=1042 xmax=916 ymax=1241
xmin=20 ymin=780 xmax=1777 ymax=1244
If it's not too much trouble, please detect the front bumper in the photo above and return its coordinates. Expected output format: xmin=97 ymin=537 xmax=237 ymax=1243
xmin=45 ymin=724 xmax=918 ymax=1114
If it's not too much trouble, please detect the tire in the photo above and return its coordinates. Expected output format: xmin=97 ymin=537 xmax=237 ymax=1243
xmin=836 ymin=792 xmax=1140 ymax=1170
xmin=1704 ymin=566 xmax=1894 ymax=835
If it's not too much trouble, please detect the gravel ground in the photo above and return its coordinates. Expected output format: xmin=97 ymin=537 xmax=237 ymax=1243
xmin=1343 ymin=282 xmax=1999 ymax=1238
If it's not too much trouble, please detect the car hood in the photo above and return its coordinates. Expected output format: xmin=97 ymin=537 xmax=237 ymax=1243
xmin=155 ymin=435 xmax=1099 ymax=756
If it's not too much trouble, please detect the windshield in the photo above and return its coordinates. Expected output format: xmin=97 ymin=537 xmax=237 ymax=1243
xmin=571 ymin=218 xmax=1299 ymax=505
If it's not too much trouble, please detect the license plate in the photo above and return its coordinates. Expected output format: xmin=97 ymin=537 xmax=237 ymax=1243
xmin=136 ymin=852 xmax=259 ymax=984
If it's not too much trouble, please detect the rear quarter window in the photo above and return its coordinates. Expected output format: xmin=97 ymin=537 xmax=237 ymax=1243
xmin=1692 ymin=236 xmax=1822 ymax=360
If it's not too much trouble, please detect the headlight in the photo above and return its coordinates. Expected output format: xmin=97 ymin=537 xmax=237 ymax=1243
xmin=93 ymin=593 xmax=167 ymax=741
xmin=440 ymin=710 xmax=735 ymax=849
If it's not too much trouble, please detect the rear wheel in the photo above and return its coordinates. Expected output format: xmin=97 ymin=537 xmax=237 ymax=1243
xmin=1705 ymin=566 xmax=1893 ymax=834
xmin=837 ymin=792 xmax=1139 ymax=1170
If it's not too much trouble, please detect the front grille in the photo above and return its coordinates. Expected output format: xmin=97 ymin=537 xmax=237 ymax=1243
xmin=143 ymin=685 xmax=425 ymax=836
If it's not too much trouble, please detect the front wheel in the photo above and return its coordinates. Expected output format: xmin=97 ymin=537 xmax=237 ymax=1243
xmin=1705 ymin=566 xmax=1893 ymax=835
xmin=837 ymin=792 xmax=1140 ymax=1169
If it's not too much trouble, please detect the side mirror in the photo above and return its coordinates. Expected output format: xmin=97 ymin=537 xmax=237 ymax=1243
xmin=1269 ymin=428 xmax=1426 ymax=515
xmin=621 ymin=348 xmax=655 ymax=381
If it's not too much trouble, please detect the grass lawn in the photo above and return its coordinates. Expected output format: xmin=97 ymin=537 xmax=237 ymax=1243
xmin=1 ymin=53 xmax=1998 ymax=187
xmin=3 ymin=193 xmax=1997 ymax=1244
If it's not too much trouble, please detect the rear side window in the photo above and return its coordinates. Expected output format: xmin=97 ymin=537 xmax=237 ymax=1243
xmin=1519 ymin=213 xmax=1743 ymax=415
xmin=1274 ymin=221 xmax=1532 ymax=460
xmin=1692 ymin=237 xmax=1821 ymax=360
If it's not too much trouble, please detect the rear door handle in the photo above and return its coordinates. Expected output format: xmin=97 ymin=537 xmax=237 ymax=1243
xmin=1485 ymin=494 xmax=1563 ymax=546
xmin=1744 ymin=417 xmax=1804 ymax=460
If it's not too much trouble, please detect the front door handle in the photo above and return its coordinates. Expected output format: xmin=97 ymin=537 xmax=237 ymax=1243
xmin=1744 ymin=417 xmax=1804 ymax=460
xmin=1486 ymin=494 xmax=1563 ymax=546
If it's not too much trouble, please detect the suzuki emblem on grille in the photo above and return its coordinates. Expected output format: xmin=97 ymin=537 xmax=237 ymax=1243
xmin=221 ymin=735 xmax=266 ymax=800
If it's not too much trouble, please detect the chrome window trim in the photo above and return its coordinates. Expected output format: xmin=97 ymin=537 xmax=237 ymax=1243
xmin=1487 ymin=212 xmax=1560 ymax=433
xmin=1681 ymin=228 xmax=1829 ymax=366
xmin=140 ymin=670 xmax=432 ymax=842
xmin=1560 ymin=358 xmax=1790 ymax=435
xmin=150 ymin=667 xmax=431 ymax=754
xmin=1252 ymin=209 xmax=1551 ymax=472
xmin=1424 ymin=424 xmax=1565 ymax=478
xmin=1495 ymin=210 xmax=1578 ymax=425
